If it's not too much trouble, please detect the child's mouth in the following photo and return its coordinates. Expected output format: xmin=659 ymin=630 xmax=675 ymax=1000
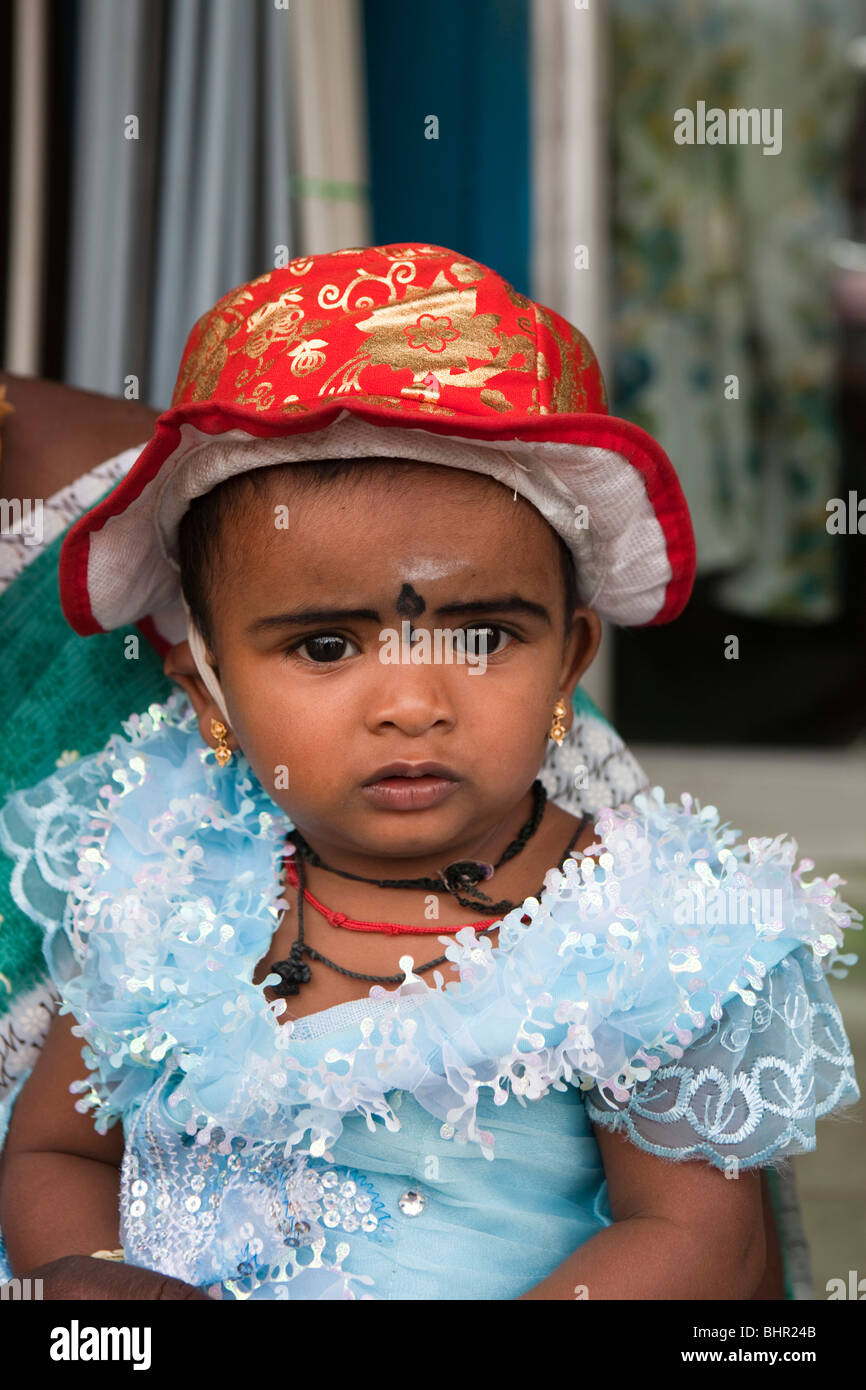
xmin=361 ymin=768 xmax=460 ymax=811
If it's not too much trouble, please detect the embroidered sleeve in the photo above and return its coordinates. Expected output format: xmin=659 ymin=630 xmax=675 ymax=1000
xmin=567 ymin=790 xmax=861 ymax=1170
xmin=582 ymin=943 xmax=858 ymax=1171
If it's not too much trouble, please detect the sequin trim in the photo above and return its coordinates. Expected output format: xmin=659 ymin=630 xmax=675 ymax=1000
xmin=0 ymin=691 xmax=860 ymax=1170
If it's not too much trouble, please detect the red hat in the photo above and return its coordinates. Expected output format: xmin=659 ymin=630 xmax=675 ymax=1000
xmin=59 ymin=242 xmax=695 ymax=655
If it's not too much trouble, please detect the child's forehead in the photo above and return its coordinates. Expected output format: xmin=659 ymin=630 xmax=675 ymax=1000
xmin=215 ymin=472 xmax=562 ymax=607
xmin=234 ymin=462 xmax=556 ymax=564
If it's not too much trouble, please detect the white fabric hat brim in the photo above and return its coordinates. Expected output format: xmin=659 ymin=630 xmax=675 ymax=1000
xmin=86 ymin=409 xmax=671 ymax=648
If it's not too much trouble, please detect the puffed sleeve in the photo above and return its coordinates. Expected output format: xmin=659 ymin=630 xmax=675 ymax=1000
xmin=575 ymin=792 xmax=861 ymax=1172
xmin=582 ymin=943 xmax=858 ymax=1171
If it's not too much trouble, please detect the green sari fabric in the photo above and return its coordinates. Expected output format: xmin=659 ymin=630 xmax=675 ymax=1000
xmin=0 ymin=501 xmax=172 ymax=1010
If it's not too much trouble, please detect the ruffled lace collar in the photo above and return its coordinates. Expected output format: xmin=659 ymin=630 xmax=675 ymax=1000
xmin=39 ymin=692 xmax=860 ymax=1162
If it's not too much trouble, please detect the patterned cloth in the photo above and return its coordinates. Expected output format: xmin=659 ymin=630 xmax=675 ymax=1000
xmin=610 ymin=0 xmax=862 ymax=619
xmin=0 ymin=692 xmax=859 ymax=1298
xmin=61 ymin=243 xmax=695 ymax=647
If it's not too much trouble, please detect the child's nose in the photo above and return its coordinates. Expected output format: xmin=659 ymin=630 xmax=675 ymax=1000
xmin=364 ymin=670 xmax=458 ymax=737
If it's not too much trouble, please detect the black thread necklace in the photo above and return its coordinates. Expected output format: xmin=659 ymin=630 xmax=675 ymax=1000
xmin=267 ymin=781 xmax=592 ymax=995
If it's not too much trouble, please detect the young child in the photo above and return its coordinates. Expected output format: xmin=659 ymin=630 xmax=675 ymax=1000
xmin=0 ymin=243 xmax=860 ymax=1301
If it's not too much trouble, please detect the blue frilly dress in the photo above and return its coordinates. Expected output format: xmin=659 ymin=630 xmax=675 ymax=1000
xmin=0 ymin=691 xmax=860 ymax=1300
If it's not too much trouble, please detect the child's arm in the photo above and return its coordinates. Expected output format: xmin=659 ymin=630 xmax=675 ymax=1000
xmin=0 ymin=1010 xmax=206 ymax=1298
xmin=0 ymin=1011 xmax=124 ymax=1270
xmin=516 ymin=1122 xmax=766 ymax=1300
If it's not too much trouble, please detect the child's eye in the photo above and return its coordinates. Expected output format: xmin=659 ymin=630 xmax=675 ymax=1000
xmin=289 ymin=633 xmax=360 ymax=664
xmin=284 ymin=625 xmax=514 ymax=665
xmin=454 ymin=624 xmax=513 ymax=657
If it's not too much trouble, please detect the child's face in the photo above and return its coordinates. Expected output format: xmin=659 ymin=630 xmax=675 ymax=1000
xmin=199 ymin=463 xmax=599 ymax=864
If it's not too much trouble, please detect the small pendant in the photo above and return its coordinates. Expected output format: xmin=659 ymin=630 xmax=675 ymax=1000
xmin=269 ymin=943 xmax=312 ymax=996
xmin=438 ymin=860 xmax=495 ymax=895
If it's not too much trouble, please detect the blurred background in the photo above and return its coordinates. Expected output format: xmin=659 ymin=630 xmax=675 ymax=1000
xmin=0 ymin=0 xmax=864 ymax=1297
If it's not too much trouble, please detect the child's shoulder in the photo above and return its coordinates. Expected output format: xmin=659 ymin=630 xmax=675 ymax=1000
xmin=0 ymin=689 xmax=292 ymax=976
xmin=557 ymin=784 xmax=862 ymax=978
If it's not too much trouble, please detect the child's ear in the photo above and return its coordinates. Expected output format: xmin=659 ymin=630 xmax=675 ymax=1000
xmin=162 ymin=641 xmax=239 ymax=754
xmin=559 ymin=608 xmax=602 ymax=703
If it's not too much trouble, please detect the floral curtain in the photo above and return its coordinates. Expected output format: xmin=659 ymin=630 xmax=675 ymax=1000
xmin=610 ymin=0 xmax=862 ymax=620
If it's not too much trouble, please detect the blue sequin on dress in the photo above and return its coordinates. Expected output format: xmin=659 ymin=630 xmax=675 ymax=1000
xmin=0 ymin=693 xmax=860 ymax=1298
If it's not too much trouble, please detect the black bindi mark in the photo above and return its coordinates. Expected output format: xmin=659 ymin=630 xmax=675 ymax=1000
xmin=395 ymin=583 xmax=426 ymax=642
xmin=395 ymin=583 xmax=426 ymax=618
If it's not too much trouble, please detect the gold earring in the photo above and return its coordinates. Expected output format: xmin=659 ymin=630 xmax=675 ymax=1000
xmin=548 ymin=698 xmax=569 ymax=746
xmin=210 ymin=717 xmax=233 ymax=767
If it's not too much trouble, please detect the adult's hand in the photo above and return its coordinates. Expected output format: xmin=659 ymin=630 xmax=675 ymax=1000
xmin=18 ymin=1254 xmax=212 ymax=1301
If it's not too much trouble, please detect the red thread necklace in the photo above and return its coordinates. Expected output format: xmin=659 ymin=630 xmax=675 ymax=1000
xmin=282 ymin=855 xmax=501 ymax=935
xmin=266 ymin=783 xmax=593 ymax=995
